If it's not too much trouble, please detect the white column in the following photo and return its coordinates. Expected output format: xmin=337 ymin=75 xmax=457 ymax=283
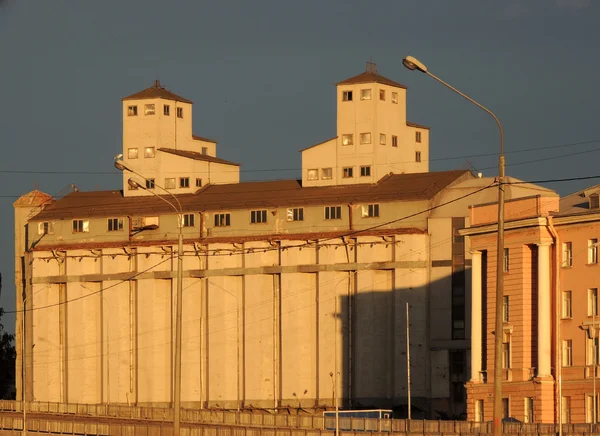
xmin=537 ymin=242 xmax=552 ymax=377
xmin=470 ymin=250 xmax=483 ymax=382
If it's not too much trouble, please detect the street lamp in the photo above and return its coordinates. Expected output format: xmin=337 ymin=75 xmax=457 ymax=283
xmin=115 ymin=161 xmax=185 ymax=436
xmin=403 ymin=55 xmax=505 ymax=436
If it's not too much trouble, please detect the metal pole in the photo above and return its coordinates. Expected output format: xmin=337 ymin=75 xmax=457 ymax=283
xmin=406 ymin=303 xmax=411 ymax=420
xmin=335 ymin=372 xmax=339 ymax=436
xmin=423 ymin=70 xmax=505 ymax=436
xmin=174 ymin=227 xmax=184 ymax=436
xmin=22 ymin=295 xmax=26 ymax=436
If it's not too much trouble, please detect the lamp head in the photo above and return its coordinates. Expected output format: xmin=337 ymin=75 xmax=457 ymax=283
xmin=114 ymin=161 xmax=132 ymax=172
xmin=127 ymin=178 xmax=144 ymax=190
xmin=402 ymin=56 xmax=428 ymax=73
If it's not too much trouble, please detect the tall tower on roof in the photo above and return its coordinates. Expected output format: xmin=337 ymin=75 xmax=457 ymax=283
xmin=120 ymin=81 xmax=240 ymax=197
xmin=301 ymin=62 xmax=429 ymax=187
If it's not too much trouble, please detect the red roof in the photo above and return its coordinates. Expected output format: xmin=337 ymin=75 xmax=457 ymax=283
xmin=32 ymin=170 xmax=471 ymax=221
xmin=337 ymin=71 xmax=407 ymax=89
xmin=122 ymin=80 xmax=193 ymax=104
xmin=158 ymin=148 xmax=240 ymax=166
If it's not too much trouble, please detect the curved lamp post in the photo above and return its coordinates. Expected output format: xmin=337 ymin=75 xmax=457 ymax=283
xmin=116 ymin=161 xmax=185 ymax=436
xmin=402 ymin=56 xmax=505 ymax=436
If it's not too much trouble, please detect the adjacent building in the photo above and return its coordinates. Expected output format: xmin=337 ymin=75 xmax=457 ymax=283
xmin=464 ymin=183 xmax=600 ymax=424
xmin=14 ymin=63 xmax=551 ymax=417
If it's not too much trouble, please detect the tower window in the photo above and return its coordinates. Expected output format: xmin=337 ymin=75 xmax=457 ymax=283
xmin=195 ymin=178 xmax=202 ymax=188
xmin=321 ymin=168 xmax=332 ymax=180
xmin=201 ymin=147 xmax=208 ymax=155
xmin=165 ymin=178 xmax=176 ymax=189
xmin=307 ymin=169 xmax=318 ymax=181
xmin=128 ymin=148 xmax=138 ymax=159
xmin=146 ymin=179 xmax=155 ymax=189
xmin=416 ymin=131 xmax=422 ymax=143
xmin=380 ymin=134 xmax=386 ymax=145
xmin=379 ymin=89 xmax=385 ymax=101
xmin=416 ymin=151 xmax=422 ymax=162
xmin=177 ymin=107 xmax=183 ymax=118
xmin=391 ymin=92 xmax=398 ymax=104
xmin=342 ymin=167 xmax=353 ymax=178
xmin=360 ymin=166 xmax=371 ymax=177
xmin=127 ymin=105 xmax=138 ymax=116
xmin=360 ymin=89 xmax=371 ymax=100
xmin=164 ymin=105 xmax=170 ymax=116
xmin=144 ymin=147 xmax=155 ymax=158
xmin=144 ymin=104 xmax=155 ymax=115
xmin=392 ymin=135 xmax=398 ymax=147
xmin=342 ymin=91 xmax=353 ymax=101
xmin=359 ymin=133 xmax=371 ymax=145
xmin=342 ymin=134 xmax=353 ymax=146
xmin=179 ymin=177 xmax=190 ymax=188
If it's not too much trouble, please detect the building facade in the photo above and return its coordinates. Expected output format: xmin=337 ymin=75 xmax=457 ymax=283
xmin=464 ymin=184 xmax=600 ymax=424
xmin=14 ymin=64 xmax=552 ymax=417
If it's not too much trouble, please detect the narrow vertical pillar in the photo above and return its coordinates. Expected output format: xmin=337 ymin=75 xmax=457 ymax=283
xmin=537 ymin=242 xmax=552 ymax=377
xmin=470 ymin=250 xmax=483 ymax=382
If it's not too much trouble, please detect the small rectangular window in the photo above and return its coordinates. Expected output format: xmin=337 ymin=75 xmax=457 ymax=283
xmin=589 ymin=288 xmax=599 ymax=317
xmin=391 ymin=92 xmax=398 ymax=104
xmin=144 ymin=104 xmax=155 ymax=115
xmin=144 ymin=147 xmax=155 ymax=158
xmin=562 ymin=291 xmax=572 ymax=318
xmin=163 ymin=105 xmax=170 ymax=116
xmin=591 ymin=194 xmax=600 ymax=209
xmin=250 ymin=209 xmax=267 ymax=224
xmin=563 ymin=242 xmax=573 ymax=267
xmin=107 ymin=218 xmax=124 ymax=232
xmin=502 ymin=332 xmax=511 ymax=369
xmin=165 ymin=178 xmax=176 ymax=189
xmin=287 ymin=208 xmax=304 ymax=222
xmin=360 ymin=133 xmax=371 ymax=144
xmin=307 ymin=169 xmax=319 ymax=181
xmin=128 ymin=148 xmax=138 ymax=159
xmin=416 ymin=151 xmax=422 ymax=162
xmin=146 ymin=178 xmax=155 ymax=189
xmin=196 ymin=178 xmax=202 ymax=188
xmin=201 ymin=147 xmax=208 ymax=155
xmin=392 ymin=135 xmax=398 ymax=147
xmin=181 ymin=213 xmax=195 ymax=227
xmin=589 ymin=239 xmax=598 ymax=264
xmin=342 ymin=167 xmax=353 ymax=178
xmin=321 ymin=168 xmax=332 ymax=180
xmin=503 ymin=248 xmax=510 ymax=272
xmin=360 ymin=89 xmax=371 ymax=100
xmin=177 ymin=107 xmax=183 ymax=118
xmin=127 ymin=106 xmax=138 ymax=116
xmin=379 ymin=89 xmax=385 ymax=101
xmin=475 ymin=400 xmax=484 ymax=423
xmin=179 ymin=177 xmax=190 ymax=188
xmin=562 ymin=397 xmax=571 ymax=424
xmin=502 ymin=296 xmax=509 ymax=322
xmin=214 ymin=213 xmax=231 ymax=227
xmin=361 ymin=204 xmax=379 ymax=218
xmin=379 ymin=133 xmax=386 ymax=145
xmin=562 ymin=339 xmax=573 ymax=367
xmin=142 ymin=216 xmax=159 ymax=228
xmin=360 ymin=166 xmax=371 ymax=177
xmin=38 ymin=221 xmax=54 ymax=235
xmin=342 ymin=91 xmax=353 ymax=101
xmin=73 ymin=219 xmax=89 ymax=233
xmin=416 ymin=131 xmax=422 ymax=143
xmin=325 ymin=206 xmax=342 ymax=220
xmin=342 ymin=134 xmax=353 ymax=146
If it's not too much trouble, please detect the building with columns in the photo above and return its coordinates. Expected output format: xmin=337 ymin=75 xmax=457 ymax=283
xmin=14 ymin=63 xmax=554 ymax=418
xmin=463 ymin=184 xmax=600 ymax=424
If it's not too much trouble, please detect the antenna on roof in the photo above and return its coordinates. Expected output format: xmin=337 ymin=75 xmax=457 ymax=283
xmin=366 ymin=58 xmax=378 ymax=74
xmin=154 ymin=79 xmax=161 ymax=88
xmin=34 ymin=180 xmax=38 ymax=190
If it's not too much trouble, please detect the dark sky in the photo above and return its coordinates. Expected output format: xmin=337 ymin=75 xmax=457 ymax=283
xmin=1 ymin=0 xmax=599 ymax=331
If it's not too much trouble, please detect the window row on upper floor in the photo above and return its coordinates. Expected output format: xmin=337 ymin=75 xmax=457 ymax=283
xmin=127 ymin=104 xmax=183 ymax=118
xmin=342 ymin=89 xmax=398 ymax=103
xmin=127 ymin=146 xmax=208 ymax=160
xmin=562 ymin=239 xmax=598 ymax=267
xmin=36 ymin=204 xmax=382 ymax=236
xmin=341 ymin=131 xmax=421 ymax=146
xmin=128 ymin=177 xmax=203 ymax=191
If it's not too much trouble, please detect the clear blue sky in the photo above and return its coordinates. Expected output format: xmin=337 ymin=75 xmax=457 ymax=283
xmin=1 ymin=0 xmax=599 ymax=331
